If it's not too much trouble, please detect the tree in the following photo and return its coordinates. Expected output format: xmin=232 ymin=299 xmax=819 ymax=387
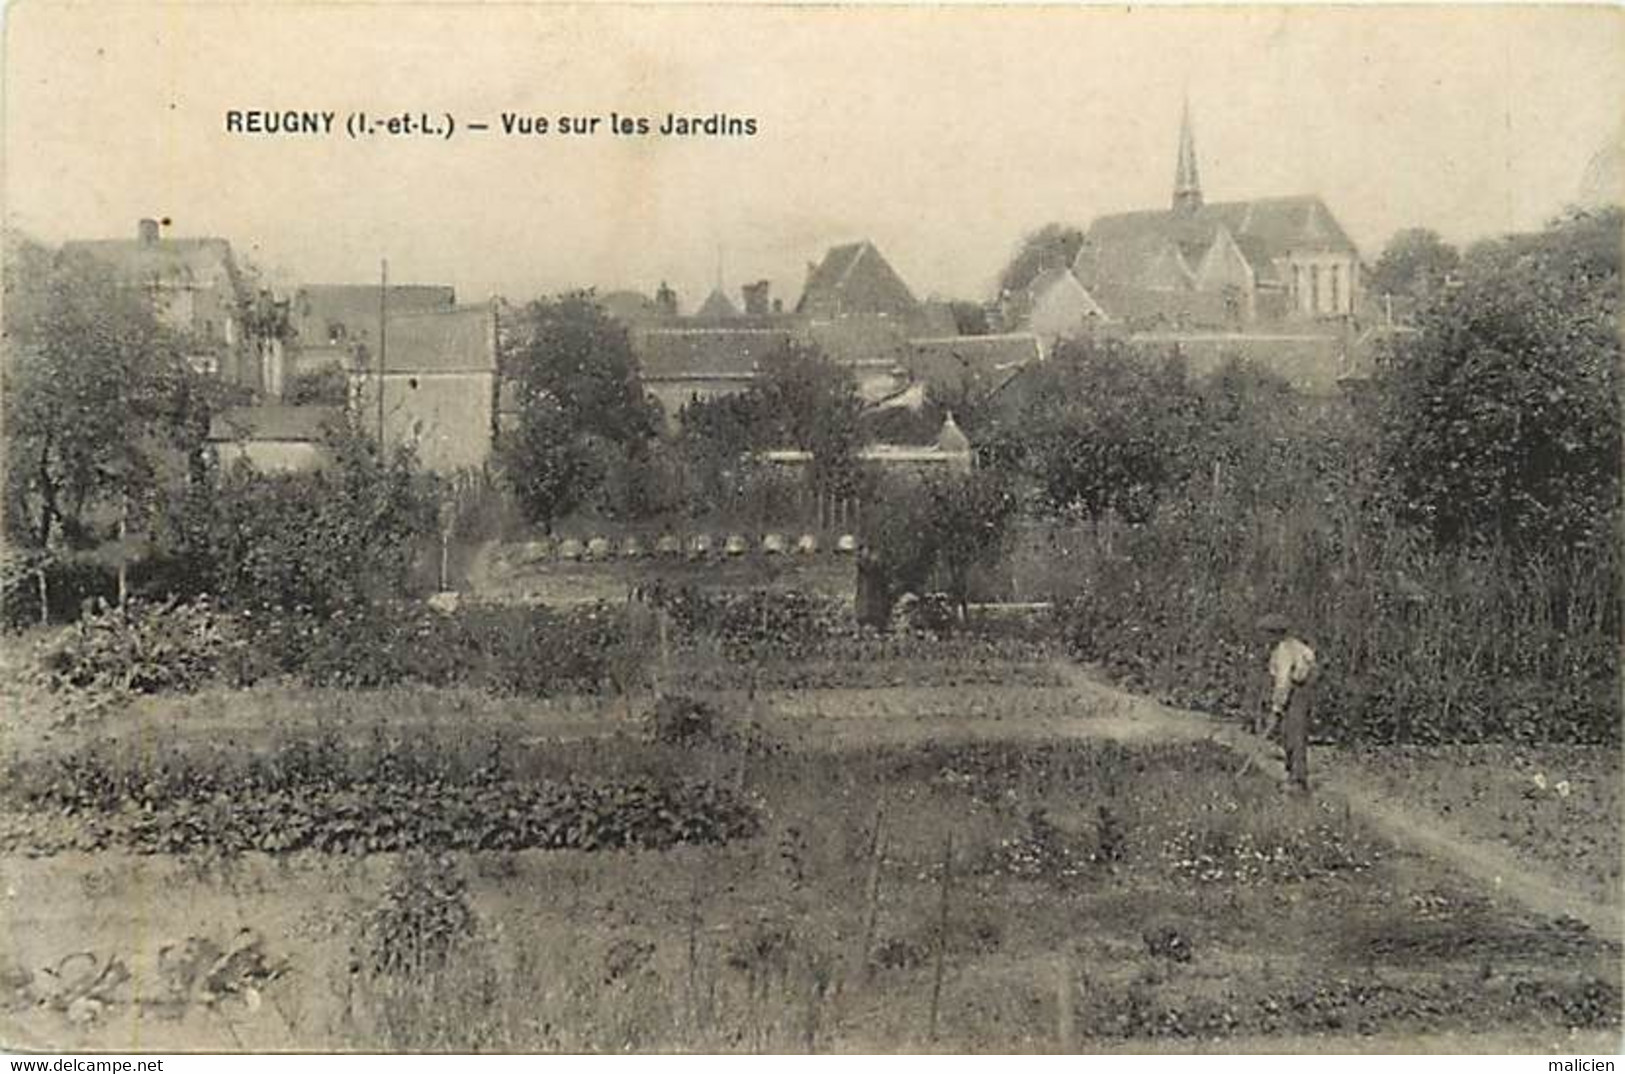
xmin=926 ymin=468 xmax=1018 ymax=618
xmin=948 ymin=300 xmax=991 ymax=336
xmin=172 ymin=420 xmax=434 ymax=614
xmin=997 ymin=224 xmax=1086 ymax=299
xmin=997 ymin=338 xmax=1202 ymax=522
xmin=3 ymin=237 xmax=212 ymax=550
xmin=1376 ymin=208 xmax=1621 ymax=552
xmin=1370 ymin=228 xmax=1461 ymax=302
xmin=749 ymin=341 xmax=867 ymax=499
xmin=497 ymin=292 xmax=657 ymax=529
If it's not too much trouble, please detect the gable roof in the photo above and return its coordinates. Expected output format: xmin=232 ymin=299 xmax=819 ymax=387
xmin=62 ymin=237 xmax=239 ymax=292
xmin=1076 ymin=195 xmax=1357 ymax=291
xmin=632 ymin=327 xmax=793 ymax=380
xmin=903 ymin=334 xmax=1044 ymax=400
xmin=291 ymin=284 xmax=456 ymax=345
xmin=207 ymin=405 xmax=342 ymax=443
xmin=797 ymin=240 xmax=919 ymax=319
xmin=377 ymin=305 xmax=497 ymax=374
xmin=694 ymin=288 xmax=741 ymax=320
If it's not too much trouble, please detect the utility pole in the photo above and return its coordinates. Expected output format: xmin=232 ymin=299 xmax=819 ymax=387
xmin=377 ymin=258 xmax=388 ymax=443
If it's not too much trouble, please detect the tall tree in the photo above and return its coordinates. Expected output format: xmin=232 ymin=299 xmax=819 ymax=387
xmin=1377 ymin=208 xmax=1621 ymax=552
xmin=497 ymin=292 xmax=657 ymax=529
xmin=1370 ymin=228 xmax=1461 ymax=302
xmin=3 ymin=236 xmax=208 ymax=549
xmin=997 ymin=338 xmax=1202 ymax=522
xmin=997 ymin=223 xmax=1086 ymax=299
xmin=751 ymin=341 xmax=866 ymax=499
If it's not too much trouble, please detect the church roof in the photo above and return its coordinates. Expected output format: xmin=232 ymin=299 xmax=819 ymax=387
xmin=1076 ymin=196 xmax=1358 ymax=291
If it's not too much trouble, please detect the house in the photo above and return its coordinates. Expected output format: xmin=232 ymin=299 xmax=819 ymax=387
xmin=902 ymin=334 xmax=1045 ymax=406
xmin=759 ymin=414 xmax=974 ymax=479
xmin=1074 ymin=103 xmax=1362 ymax=329
xmin=632 ymin=325 xmax=795 ymax=426
xmin=1005 ymin=266 xmax=1110 ymax=351
xmin=348 ymin=303 xmax=499 ymax=473
xmin=207 ymin=405 xmax=341 ymax=473
xmin=288 ymin=283 xmax=456 ymax=379
xmin=797 ymin=241 xmax=920 ymax=322
xmin=62 ymin=218 xmax=261 ymax=386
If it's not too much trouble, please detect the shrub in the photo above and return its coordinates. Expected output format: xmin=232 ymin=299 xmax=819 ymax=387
xmin=34 ymin=596 xmax=237 ymax=701
xmin=360 ymin=853 xmax=478 ymax=977
xmin=2 ymin=735 xmax=762 ymax=855
xmin=647 ymin=694 xmax=722 ymax=746
xmin=245 ymin=600 xmax=637 ymax=696
xmin=174 ymin=422 xmax=434 ymax=616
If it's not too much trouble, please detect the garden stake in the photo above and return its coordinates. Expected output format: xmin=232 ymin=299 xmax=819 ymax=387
xmin=859 ymin=809 xmax=886 ymax=979
xmin=928 ymin=832 xmax=953 ymax=1042
xmin=1056 ymin=956 xmax=1077 ymax=1053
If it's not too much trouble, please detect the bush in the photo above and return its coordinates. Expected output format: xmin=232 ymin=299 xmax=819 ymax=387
xmin=244 ymin=600 xmax=637 ymax=696
xmin=173 ymin=422 xmax=434 ymax=616
xmin=647 ymin=694 xmax=722 ymax=746
xmin=34 ymin=596 xmax=237 ymax=701
xmin=360 ymin=853 xmax=478 ymax=977
xmin=3 ymin=735 xmax=762 ymax=856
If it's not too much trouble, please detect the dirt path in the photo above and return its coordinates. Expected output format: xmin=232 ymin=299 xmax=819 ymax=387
xmin=1052 ymin=662 xmax=1622 ymax=943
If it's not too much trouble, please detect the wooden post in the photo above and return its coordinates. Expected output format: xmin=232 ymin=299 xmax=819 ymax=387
xmin=1056 ymin=957 xmax=1076 ymax=1053
xmin=859 ymin=809 xmax=885 ymax=978
xmin=928 ymin=832 xmax=953 ymax=1042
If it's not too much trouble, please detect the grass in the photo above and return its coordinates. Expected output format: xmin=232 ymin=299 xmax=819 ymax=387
xmin=3 ymin=690 xmax=1618 ymax=1052
xmin=1330 ymin=744 xmax=1622 ymax=909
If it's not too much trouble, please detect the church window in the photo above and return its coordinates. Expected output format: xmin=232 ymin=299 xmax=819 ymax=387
xmin=1330 ymin=265 xmax=1342 ymax=312
xmin=1311 ymin=265 xmax=1321 ymax=313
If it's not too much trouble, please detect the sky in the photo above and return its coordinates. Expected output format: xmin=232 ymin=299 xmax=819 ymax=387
xmin=4 ymin=3 xmax=1621 ymax=310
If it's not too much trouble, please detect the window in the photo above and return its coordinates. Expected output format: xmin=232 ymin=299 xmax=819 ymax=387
xmin=1330 ymin=265 xmax=1342 ymax=312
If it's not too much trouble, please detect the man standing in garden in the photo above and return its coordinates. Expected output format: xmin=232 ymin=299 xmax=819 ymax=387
xmin=1257 ymin=613 xmax=1318 ymax=792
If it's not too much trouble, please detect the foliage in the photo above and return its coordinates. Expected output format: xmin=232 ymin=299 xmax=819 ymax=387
xmin=173 ymin=420 xmax=434 ymax=615
xmin=33 ymin=596 xmax=237 ymax=703
xmin=647 ymin=694 xmax=724 ymax=746
xmin=248 ymin=600 xmax=637 ymax=696
xmin=497 ymin=292 xmax=657 ymax=528
xmin=281 ymin=363 xmax=349 ymax=406
xmin=948 ymin=300 xmax=991 ymax=336
xmin=2 ymin=236 xmax=216 ymax=550
xmin=990 ymin=337 xmax=1202 ymax=522
xmin=996 ymin=223 xmax=1086 ymax=299
xmin=1369 ymin=227 xmax=1461 ymax=301
xmin=3 ymin=735 xmax=761 ymax=855
xmin=360 ymin=853 xmax=478 ymax=977
xmin=674 ymin=341 xmax=867 ymax=511
xmin=1375 ymin=207 xmax=1621 ymax=553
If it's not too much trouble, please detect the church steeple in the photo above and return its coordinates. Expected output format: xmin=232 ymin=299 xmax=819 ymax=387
xmin=1172 ymin=96 xmax=1203 ymax=214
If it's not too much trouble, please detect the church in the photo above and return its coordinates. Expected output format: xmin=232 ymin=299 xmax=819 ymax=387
xmin=1073 ymin=103 xmax=1363 ymax=330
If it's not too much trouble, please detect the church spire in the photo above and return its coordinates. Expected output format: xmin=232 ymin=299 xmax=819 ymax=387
xmin=1173 ymin=96 xmax=1203 ymax=214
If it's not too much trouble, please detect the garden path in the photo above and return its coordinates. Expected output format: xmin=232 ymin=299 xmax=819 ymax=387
xmin=1053 ymin=661 xmax=1622 ymax=943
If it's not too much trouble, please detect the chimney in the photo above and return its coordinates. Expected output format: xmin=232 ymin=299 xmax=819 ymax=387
xmin=742 ymin=280 xmax=771 ymax=316
xmin=138 ymin=218 xmax=161 ymax=244
xmin=655 ymin=281 xmax=679 ymax=317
